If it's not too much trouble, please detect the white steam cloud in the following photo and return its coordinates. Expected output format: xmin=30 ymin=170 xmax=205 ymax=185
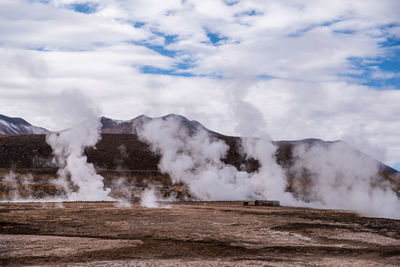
xmin=228 ymin=79 xmax=295 ymax=203
xmin=0 ymin=91 xmax=113 ymax=203
xmin=241 ymin=138 xmax=296 ymax=204
xmin=137 ymin=115 xmax=400 ymax=219
xmin=45 ymin=91 xmax=112 ymax=201
xmin=137 ymin=117 xmax=295 ymax=202
xmin=225 ymin=77 xmax=399 ymax=218
xmin=140 ymin=187 xmax=160 ymax=208
xmin=1 ymin=171 xmax=34 ymax=201
xmin=290 ymin=141 xmax=400 ymax=219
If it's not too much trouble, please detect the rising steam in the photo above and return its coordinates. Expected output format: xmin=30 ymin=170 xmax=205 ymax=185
xmin=0 ymin=91 xmax=113 ymax=202
xmin=290 ymin=141 xmax=400 ymax=219
xmin=46 ymin=117 xmax=111 ymax=201
xmin=140 ymin=187 xmax=160 ymax=208
xmin=137 ymin=116 xmax=294 ymax=202
xmin=137 ymin=116 xmax=400 ymax=219
xmin=45 ymin=91 xmax=112 ymax=201
xmin=241 ymin=137 xmax=296 ymax=204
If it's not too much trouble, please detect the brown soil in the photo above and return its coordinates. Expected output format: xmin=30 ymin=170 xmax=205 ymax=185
xmin=1 ymin=202 xmax=400 ymax=266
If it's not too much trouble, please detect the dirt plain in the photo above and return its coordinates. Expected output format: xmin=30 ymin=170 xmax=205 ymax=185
xmin=1 ymin=201 xmax=400 ymax=266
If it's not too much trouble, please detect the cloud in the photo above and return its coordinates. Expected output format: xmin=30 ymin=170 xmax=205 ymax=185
xmin=0 ymin=0 xmax=399 ymax=169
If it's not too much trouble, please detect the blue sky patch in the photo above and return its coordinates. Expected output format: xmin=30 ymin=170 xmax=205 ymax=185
xmin=288 ymin=19 xmax=344 ymax=37
xmin=335 ymin=26 xmax=400 ymax=89
xmin=206 ymin=31 xmax=228 ymax=46
xmin=32 ymin=0 xmax=51 ymax=3
xmin=234 ymin=9 xmax=263 ymax=17
xmin=139 ymin=65 xmax=223 ymax=79
xmin=28 ymin=46 xmax=48 ymax=52
xmin=130 ymin=41 xmax=177 ymax=57
xmin=66 ymin=3 xmax=98 ymax=14
xmin=256 ymin=74 xmax=275 ymax=80
xmin=164 ymin=35 xmax=178 ymax=45
xmin=174 ymin=58 xmax=195 ymax=70
xmin=133 ymin=21 xmax=145 ymax=28
xmin=140 ymin=66 xmax=195 ymax=77
xmin=392 ymin=163 xmax=400 ymax=171
xmin=344 ymin=40 xmax=400 ymax=90
xmin=380 ymin=36 xmax=400 ymax=49
xmin=224 ymin=0 xmax=240 ymax=6
xmin=332 ymin=29 xmax=357 ymax=35
xmin=146 ymin=44 xmax=177 ymax=57
xmin=152 ymin=32 xmax=178 ymax=45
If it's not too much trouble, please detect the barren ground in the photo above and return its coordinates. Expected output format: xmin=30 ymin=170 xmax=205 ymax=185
xmin=1 ymin=202 xmax=400 ymax=266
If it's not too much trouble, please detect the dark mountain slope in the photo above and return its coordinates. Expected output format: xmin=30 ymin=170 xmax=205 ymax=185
xmin=0 ymin=114 xmax=48 ymax=135
xmin=0 ymin=134 xmax=397 ymax=182
xmin=0 ymin=133 xmax=399 ymax=202
xmin=101 ymin=114 xmax=222 ymax=136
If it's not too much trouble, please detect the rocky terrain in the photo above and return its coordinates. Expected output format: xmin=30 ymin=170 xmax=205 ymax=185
xmin=1 ymin=201 xmax=400 ymax=266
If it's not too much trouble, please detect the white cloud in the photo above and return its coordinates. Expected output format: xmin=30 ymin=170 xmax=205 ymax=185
xmin=0 ymin=0 xmax=399 ymax=168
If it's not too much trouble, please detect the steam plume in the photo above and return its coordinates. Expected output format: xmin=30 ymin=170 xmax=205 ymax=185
xmin=136 ymin=114 xmax=400 ymax=219
xmin=290 ymin=141 xmax=400 ymax=219
xmin=137 ymin=116 xmax=293 ymax=201
xmin=140 ymin=187 xmax=160 ymax=208
xmin=45 ymin=91 xmax=111 ymax=201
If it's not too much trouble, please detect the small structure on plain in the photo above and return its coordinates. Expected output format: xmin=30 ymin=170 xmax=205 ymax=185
xmin=243 ymin=200 xmax=280 ymax=206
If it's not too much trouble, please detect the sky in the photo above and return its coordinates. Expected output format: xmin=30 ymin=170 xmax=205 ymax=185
xmin=0 ymin=0 xmax=400 ymax=169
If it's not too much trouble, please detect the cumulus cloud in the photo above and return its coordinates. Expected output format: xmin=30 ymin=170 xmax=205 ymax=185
xmin=0 ymin=0 xmax=399 ymax=169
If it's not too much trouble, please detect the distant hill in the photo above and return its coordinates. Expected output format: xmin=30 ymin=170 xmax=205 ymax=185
xmin=0 ymin=113 xmax=398 ymax=184
xmin=0 ymin=113 xmax=219 ymax=137
xmin=101 ymin=114 xmax=222 ymax=136
xmin=0 ymin=114 xmax=48 ymax=135
xmin=277 ymin=138 xmax=399 ymax=176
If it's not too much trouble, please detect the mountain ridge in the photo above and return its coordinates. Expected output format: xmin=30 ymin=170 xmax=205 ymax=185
xmin=0 ymin=114 xmax=48 ymax=135
xmin=0 ymin=113 xmax=398 ymax=176
xmin=101 ymin=113 xmax=222 ymax=136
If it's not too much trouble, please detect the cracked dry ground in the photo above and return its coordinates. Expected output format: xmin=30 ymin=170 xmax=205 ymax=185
xmin=1 ymin=202 xmax=400 ymax=266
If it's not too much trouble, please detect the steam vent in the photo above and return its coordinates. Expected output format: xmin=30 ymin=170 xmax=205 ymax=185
xmin=243 ymin=200 xmax=280 ymax=206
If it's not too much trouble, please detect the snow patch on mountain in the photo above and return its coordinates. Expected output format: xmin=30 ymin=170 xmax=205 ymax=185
xmin=0 ymin=115 xmax=48 ymax=135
